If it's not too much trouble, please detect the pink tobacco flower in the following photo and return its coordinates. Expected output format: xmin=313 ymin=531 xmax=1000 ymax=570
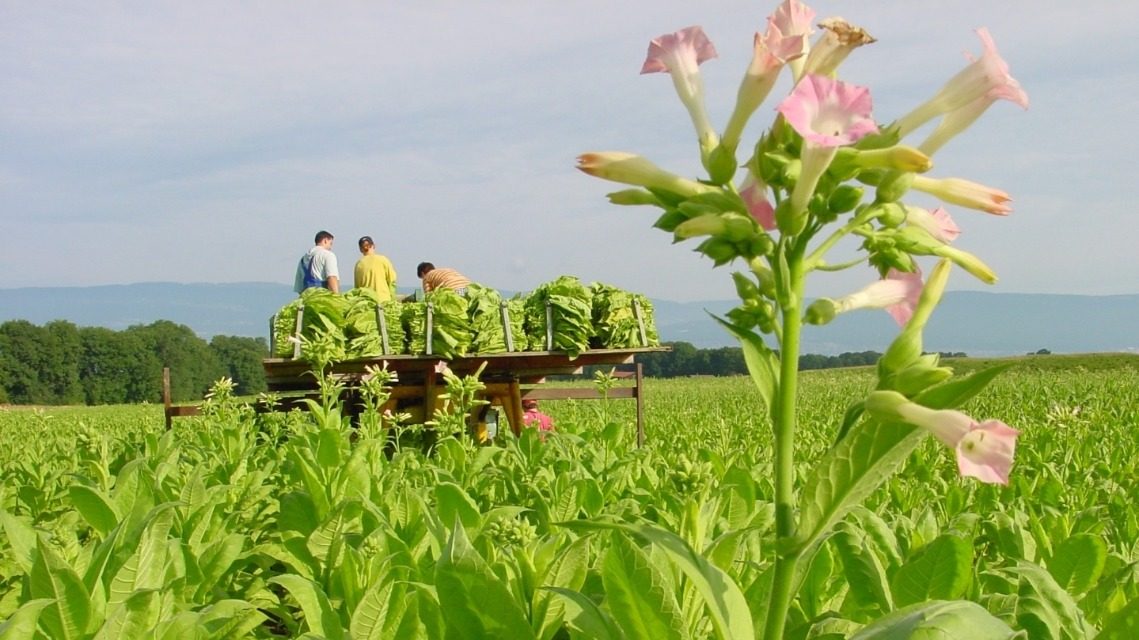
xmin=905 ymin=205 xmax=960 ymax=244
xmin=868 ymin=390 xmax=1019 ymax=485
xmin=641 ymin=26 xmax=720 ymax=152
xmin=834 ymin=268 xmax=924 ymax=327
xmin=777 ymin=74 xmax=878 ymax=222
xmin=778 ymin=74 xmax=878 ymax=147
xmin=895 ymin=28 xmax=1028 ymax=138
xmin=911 ymin=175 xmax=1012 ymax=215
xmin=721 ymin=17 xmax=808 ymax=152
xmin=772 ymin=0 xmax=816 ymax=79
xmin=740 ymin=172 xmax=777 ymax=231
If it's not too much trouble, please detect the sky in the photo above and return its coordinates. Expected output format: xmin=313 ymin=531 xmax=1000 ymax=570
xmin=3 ymin=1 xmax=1137 ymax=304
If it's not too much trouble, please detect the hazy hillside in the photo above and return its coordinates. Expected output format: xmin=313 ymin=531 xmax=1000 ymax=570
xmin=1 ymin=283 xmax=1136 ymax=357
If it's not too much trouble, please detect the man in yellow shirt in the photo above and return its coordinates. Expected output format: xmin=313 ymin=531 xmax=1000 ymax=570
xmin=353 ymin=236 xmax=398 ymax=301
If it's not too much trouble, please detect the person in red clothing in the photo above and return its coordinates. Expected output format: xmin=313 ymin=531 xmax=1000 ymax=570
xmin=522 ymin=398 xmax=554 ymax=433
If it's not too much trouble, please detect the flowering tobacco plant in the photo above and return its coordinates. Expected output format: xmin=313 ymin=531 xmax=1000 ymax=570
xmin=578 ymin=1 xmax=1028 ymax=637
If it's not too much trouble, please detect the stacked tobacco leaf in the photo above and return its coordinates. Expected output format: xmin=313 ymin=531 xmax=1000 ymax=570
xmin=273 ymin=277 xmax=659 ymax=362
xmin=590 ymin=282 xmax=660 ymax=349
xmin=523 ymin=276 xmax=594 ymax=357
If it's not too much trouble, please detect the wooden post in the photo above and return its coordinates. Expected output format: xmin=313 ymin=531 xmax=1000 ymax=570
xmin=163 ymin=367 xmax=173 ymax=430
xmin=292 ymin=305 xmax=305 ymax=359
xmin=635 ymin=362 xmax=645 ymax=447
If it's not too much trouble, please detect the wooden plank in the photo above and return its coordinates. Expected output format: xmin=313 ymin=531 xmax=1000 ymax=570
xmin=521 ymin=388 xmax=636 ymax=400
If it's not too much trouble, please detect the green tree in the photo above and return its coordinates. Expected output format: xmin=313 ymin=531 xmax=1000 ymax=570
xmin=126 ymin=320 xmax=224 ymax=402
xmin=209 ymin=335 xmax=269 ymax=395
xmin=0 ymin=320 xmax=50 ymax=404
xmin=78 ymin=327 xmax=158 ymax=404
xmin=43 ymin=320 xmax=84 ymax=404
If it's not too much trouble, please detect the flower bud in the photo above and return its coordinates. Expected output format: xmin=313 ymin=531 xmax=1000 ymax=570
xmin=864 ymin=389 xmax=909 ymax=422
xmin=894 ymin=357 xmax=954 ymax=396
xmin=875 ymin=170 xmax=915 ymax=203
xmin=747 ymin=234 xmax=775 ymax=259
xmin=732 ymin=271 xmax=761 ymax=302
xmin=722 ymin=213 xmax=757 ymax=242
xmin=775 ymin=199 xmax=807 ymax=236
xmin=674 ymin=213 xmax=726 ymax=240
xmin=678 ymin=201 xmax=724 ymax=219
xmin=879 ymin=259 xmax=951 ymax=376
xmin=695 ymin=238 xmax=738 ymax=265
xmin=607 ymin=189 xmax=660 ymax=206
xmin=804 ymin=298 xmax=838 ymax=325
xmin=705 ymin=144 xmax=739 ymax=186
xmin=932 ymin=245 xmax=998 ymax=284
xmin=870 ymin=202 xmax=907 ymax=227
xmin=652 ymin=209 xmax=688 ymax=232
xmin=828 ymin=184 xmax=865 ymax=214
xmin=748 ymin=258 xmax=777 ymax=297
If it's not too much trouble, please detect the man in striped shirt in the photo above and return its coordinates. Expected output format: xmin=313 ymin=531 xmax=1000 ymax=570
xmin=417 ymin=261 xmax=471 ymax=295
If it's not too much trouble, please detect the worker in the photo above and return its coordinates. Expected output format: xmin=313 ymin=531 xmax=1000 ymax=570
xmin=416 ymin=262 xmax=471 ymax=296
xmin=353 ymin=236 xmax=398 ymax=301
xmin=294 ymin=230 xmax=339 ymax=294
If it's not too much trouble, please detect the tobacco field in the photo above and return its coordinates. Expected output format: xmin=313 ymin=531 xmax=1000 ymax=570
xmin=1 ymin=355 xmax=1138 ymax=638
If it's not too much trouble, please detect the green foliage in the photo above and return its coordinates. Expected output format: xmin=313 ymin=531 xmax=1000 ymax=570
xmin=0 ymin=361 xmax=1135 ymax=637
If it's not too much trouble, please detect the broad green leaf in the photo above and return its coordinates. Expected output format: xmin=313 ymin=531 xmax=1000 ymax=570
xmin=93 ymin=589 xmax=160 ymax=640
xmin=1097 ymin=597 xmax=1139 ymax=639
xmin=195 ymin=534 xmax=246 ymax=600
xmin=434 ymin=521 xmax=536 ymax=639
xmin=1011 ymin=561 xmax=1094 ymax=640
xmin=0 ymin=510 xmax=36 ymax=574
xmin=600 ymin=532 xmax=685 ymax=640
xmin=545 ymin=586 xmax=626 ymax=640
xmin=834 ymin=522 xmax=893 ymax=614
xmin=279 ymin=491 xmax=320 ymax=537
xmin=0 ymin=599 xmax=52 ymax=640
xmin=434 ymin=482 xmax=482 ymax=533
xmin=535 ymin=535 xmax=591 ymax=640
xmin=198 ymin=600 xmax=268 ymax=640
xmin=268 ymin=574 xmax=345 ymax=640
xmin=710 ymin=314 xmax=778 ymax=411
xmin=307 ymin=499 xmax=361 ymax=565
xmin=563 ymin=520 xmax=754 ymax=640
xmin=108 ymin=505 xmax=175 ymax=608
xmin=68 ymin=484 xmax=120 ymax=538
xmin=349 ymin=576 xmax=418 ymax=640
xmin=890 ymin=534 xmax=973 ymax=607
xmin=849 ymin=599 xmax=1023 ymax=639
xmin=794 ymin=364 xmax=1012 ymax=553
xmin=316 ymin=425 xmax=345 ymax=468
xmin=30 ymin=534 xmax=93 ymax=640
xmin=1047 ymin=533 xmax=1107 ymax=596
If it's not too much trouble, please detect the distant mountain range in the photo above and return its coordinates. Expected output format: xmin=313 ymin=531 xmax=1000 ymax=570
xmin=1 ymin=282 xmax=1136 ymax=357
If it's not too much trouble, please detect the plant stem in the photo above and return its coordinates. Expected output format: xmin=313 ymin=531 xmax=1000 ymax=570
xmin=764 ymin=243 xmax=806 ymax=640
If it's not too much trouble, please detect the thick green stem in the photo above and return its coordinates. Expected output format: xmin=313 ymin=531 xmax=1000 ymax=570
xmin=764 ymin=245 xmax=806 ymax=640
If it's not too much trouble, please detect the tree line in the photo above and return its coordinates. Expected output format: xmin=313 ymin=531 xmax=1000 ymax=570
xmin=0 ymin=321 xmax=970 ymax=406
xmin=0 ymin=319 xmax=267 ymax=405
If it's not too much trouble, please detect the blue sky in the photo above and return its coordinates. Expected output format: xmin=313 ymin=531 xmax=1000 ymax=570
xmin=2 ymin=1 xmax=1136 ymax=303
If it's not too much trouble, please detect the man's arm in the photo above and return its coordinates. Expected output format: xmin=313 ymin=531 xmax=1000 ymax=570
xmin=327 ymin=275 xmax=340 ymax=293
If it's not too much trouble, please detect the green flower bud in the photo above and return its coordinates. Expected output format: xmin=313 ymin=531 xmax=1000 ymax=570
xmin=677 ymin=200 xmax=723 ymax=219
xmin=759 ymin=150 xmax=791 ymax=185
xmin=828 ymin=184 xmax=865 ymax=214
xmin=748 ymin=258 xmax=777 ymax=297
xmin=879 ymin=259 xmax=951 ymax=376
xmin=782 ymin=158 xmax=803 ymax=185
xmin=674 ymin=213 xmax=726 ymax=240
xmin=804 ymin=298 xmax=838 ymax=325
xmin=722 ymin=213 xmax=757 ymax=242
xmin=607 ymin=189 xmax=660 ymax=206
xmin=732 ymin=271 xmax=761 ymax=301
xmin=775 ymin=199 xmax=807 ymax=236
xmin=864 ymin=389 xmax=909 ymax=422
xmin=871 ymin=202 xmax=907 ymax=227
xmin=687 ymin=190 xmax=748 ymax=214
xmin=894 ymin=360 xmax=954 ymax=396
xmin=652 ymin=209 xmax=688 ymax=232
xmin=875 ymin=170 xmax=915 ymax=203
xmin=747 ymin=234 xmax=775 ymax=259
xmin=705 ymin=144 xmax=739 ymax=186
xmin=694 ymin=238 xmax=738 ymax=265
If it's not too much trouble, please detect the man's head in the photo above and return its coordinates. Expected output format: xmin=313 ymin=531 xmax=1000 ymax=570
xmin=522 ymin=399 xmax=539 ymax=412
xmin=358 ymin=236 xmax=374 ymax=253
xmin=314 ymin=230 xmax=334 ymax=247
xmin=416 ymin=262 xmax=435 ymax=278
